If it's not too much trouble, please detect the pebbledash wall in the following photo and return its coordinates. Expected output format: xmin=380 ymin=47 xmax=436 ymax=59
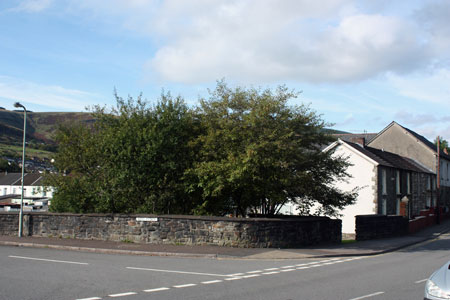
xmin=0 ymin=212 xmax=341 ymax=248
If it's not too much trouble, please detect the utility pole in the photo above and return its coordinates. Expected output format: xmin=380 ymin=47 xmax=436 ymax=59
xmin=436 ymin=136 xmax=441 ymax=224
xmin=14 ymin=102 xmax=27 ymax=237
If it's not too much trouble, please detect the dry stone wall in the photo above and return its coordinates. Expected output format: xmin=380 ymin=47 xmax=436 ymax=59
xmin=0 ymin=212 xmax=341 ymax=248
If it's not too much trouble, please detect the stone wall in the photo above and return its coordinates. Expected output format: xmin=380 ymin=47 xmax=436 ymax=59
xmin=0 ymin=212 xmax=341 ymax=248
xmin=355 ymin=214 xmax=408 ymax=241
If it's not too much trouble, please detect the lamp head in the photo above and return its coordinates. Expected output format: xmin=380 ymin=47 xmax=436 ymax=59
xmin=14 ymin=102 xmax=25 ymax=109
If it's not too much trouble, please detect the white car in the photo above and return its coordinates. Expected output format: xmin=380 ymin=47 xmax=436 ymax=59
xmin=425 ymin=261 xmax=450 ymax=299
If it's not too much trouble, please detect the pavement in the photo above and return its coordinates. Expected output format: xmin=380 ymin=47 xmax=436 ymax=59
xmin=1 ymin=218 xmax=450 ymax=260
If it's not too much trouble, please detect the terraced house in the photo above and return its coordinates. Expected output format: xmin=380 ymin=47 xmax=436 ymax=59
xmin=0 ymin=173 xmax=53 ymax=211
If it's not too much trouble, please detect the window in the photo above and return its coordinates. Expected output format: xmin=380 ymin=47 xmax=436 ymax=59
xmin=13 ymin=188 xmax=16 ymax=194
xmin=381 ymin=198 xmax=387 ymax=215
xmin=3 ymin=188 xmax=6 ymax=195
xmin=427 ymin=175 xmax=431 ymax=190
xmin=382 ymin=169 xmax=387 ymax=195
xmin=396 ymin=197 xmax=401 ymax=215
xmin=396 ymin=170 xmax=401 ymax=195
xmin=406 ymin=172 xmax=411 ymax=194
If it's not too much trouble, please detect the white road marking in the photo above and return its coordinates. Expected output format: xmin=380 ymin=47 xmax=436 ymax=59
xmin=76 ymin=297 xmax=101 ymax=300
xmin=415 ymin=279 xmax=428 ymax=284
xmin=228 ymin=273 xmax=245 ymax=276
xmin=242 ymin=274 xmax=261 ymax=278
xmin=202 ymin=280 xmax=223 ymax=284
xmin=127 ymin=267 xmax=229 ymax=277
xmin=281 ymin=269 xmax=295 ymax=272
xmin=224 ymin=277 xmax=242 ymax=281
xmin=109 ymin=292 xmax=137 ymax=297
xmin=296 ymin=261 xmax=320 ymax=266
xmin=297 ymin=267 xmax=310 ymax=270
xmin=349 ymin=291 xmax=385 ymax=300
xmin=173 ymin=284 xmax=197 ymax=288
xmin=246 ymin=270 xmax=263 ymax=274
xmin=281 ymin=265 xmax=295 ymax=269
xmin=262 ymin=271 xmax=280 ymax=275
xmin=9 ymin=255 xmax=88 ymax=265
xmin=143 ymin=287 xmax=170 ymax=293
xmin=264 ymin=268 xmax=279 ymax=271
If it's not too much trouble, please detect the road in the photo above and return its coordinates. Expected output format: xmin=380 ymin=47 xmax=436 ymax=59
xmin=1 ymin=233 xmax=449 ymax=300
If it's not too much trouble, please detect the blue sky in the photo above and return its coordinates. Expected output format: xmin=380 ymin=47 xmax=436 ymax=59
xmin=1 ymin=0 xmax=450 ymax=141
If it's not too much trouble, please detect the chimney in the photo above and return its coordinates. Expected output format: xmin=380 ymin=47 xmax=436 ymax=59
xmin=350 ymin=137 xmax=365 ymax=147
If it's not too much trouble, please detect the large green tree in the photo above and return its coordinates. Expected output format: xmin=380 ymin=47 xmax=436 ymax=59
xmin=187 ymin=82 xmax=356 ymax=216
xmin=48 ymin=82 xmax=356 ymax=217
xmin=48 ymin=92 xmax=200 ymax=214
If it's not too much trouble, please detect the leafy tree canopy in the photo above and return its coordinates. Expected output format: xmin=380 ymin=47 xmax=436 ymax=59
xmin=47 ymin=92 xmax=200 ymax=214
xmin=186 ymin=81 xmax=356 ymax=216
xmin=47 ymin=82 xmax=356 ymax=217
xmin=434 ymin=137 xmax=449 ymax=154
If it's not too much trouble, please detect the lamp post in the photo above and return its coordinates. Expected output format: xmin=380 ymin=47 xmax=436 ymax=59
xmin=14 ymin=102 xmax=27 ymax=237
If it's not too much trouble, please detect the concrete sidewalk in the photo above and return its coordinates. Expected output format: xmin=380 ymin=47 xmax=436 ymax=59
xmin=1 ymin=218 xmax=449 ymax=259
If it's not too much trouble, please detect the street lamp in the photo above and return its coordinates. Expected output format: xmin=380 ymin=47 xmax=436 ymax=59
xmin=14 ymin=102 xmax=27 ymax=237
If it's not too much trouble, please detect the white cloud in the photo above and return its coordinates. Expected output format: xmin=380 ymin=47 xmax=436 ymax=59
xmin=387 ymin=68 xmax=450 ymax=107
xmin=0 ymin=76 xmax=104 ymax=111
xmin=8 ymin=0 xmax=450 ymax=85
xmin=12 ymin=0 xmax=53 ymax=13
xmin=148 ymin=7 xmax=428 ymax=84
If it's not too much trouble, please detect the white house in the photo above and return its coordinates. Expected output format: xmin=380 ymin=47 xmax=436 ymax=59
xmin=0 ymin=173 xmax=53 ymax=211
xmin=324 ymin=139 xmax=434 ymax=237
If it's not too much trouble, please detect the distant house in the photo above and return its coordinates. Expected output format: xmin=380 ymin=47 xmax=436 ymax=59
xmin=367 ymin=121 xmax=450 ymax=211
xmin=323 ymin=139 xmax=435 ymax=236
xmin=0 ymin=173 xmax=53 ymax=211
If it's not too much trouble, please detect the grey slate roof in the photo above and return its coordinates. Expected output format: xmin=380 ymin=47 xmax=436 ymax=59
xmin=332 ymin=133 xmax=378 ymax=144
xmin=0 ymin=173 xmax=44 ymax=186
xmin=344 ymin=141 xmax=433 ymax=174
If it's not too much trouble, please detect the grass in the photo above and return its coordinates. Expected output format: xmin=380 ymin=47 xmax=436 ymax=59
xmin=121 ymin=238 xmax=134 ymax=244
xmin=0 ymin=143 xmax=54 ymax=160
xmin=341 ymin=239 xmax=357 ymax=245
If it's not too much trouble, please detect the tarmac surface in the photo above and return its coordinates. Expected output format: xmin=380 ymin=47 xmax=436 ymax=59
xmin=1 ymin=218 xmax=449 ymax=259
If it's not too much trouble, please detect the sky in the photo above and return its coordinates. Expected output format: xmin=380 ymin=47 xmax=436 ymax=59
xmin=1 ymin=0 xmax=450 ymax=141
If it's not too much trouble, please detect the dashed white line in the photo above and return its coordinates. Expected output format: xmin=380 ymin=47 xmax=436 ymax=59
xmin=127 ymin=267 xmax=228 ymax=277
xmin=76 ymin=297 xmax=101 ymax=300
xmin=202 ymin=280 xmax=223 ymax=285
xmin=9 ymin=255 xmax=89 ymax=265
xmin=225 ymin=277 xmax=242 ymax=281
xmin=281 ymin=269 xmax=296 ymax=272
xmin=262 ymin=271 xmax=280 ymax=275
xmin=242 ymin=274 xmax=261 ymax=278
xmin=415 ymin=279 xmax=428 ymax=284
xmin=349 ymin=291 xmax=385 ymax=300
xmin=264 ymin=268 xmax=279 ymax=271
xmin=246 ymin=270 xmax=263 ymax=274
xmin=109 ymin=292 xmax=137 ymax=298
xmin=281 ymin=265 xmax=295 ymax=269
xmin=297 ymin=266 xmax=310 ymax=270
xmin=228 ymin=273 xmax=245 ymax=276
xmin=143 ymin=287 xmax=170 ymax=293
xmin=173 ymin=283 xmax=197 ymax=288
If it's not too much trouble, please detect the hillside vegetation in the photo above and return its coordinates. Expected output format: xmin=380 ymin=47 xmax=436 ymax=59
xmin=0 ymin=109 xmax=94 ymax=159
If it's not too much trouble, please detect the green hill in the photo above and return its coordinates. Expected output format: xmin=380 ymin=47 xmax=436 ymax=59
xmin=0 ymin=109 xmax=94 ymax=159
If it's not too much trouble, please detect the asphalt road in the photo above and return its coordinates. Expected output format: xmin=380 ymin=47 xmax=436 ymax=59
xmin=1 ymin=234 xmax=449 ymax=300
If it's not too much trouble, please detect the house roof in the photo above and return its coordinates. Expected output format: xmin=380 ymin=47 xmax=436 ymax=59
xmin=0 ymin=173 xmax=22 ymax=185
xmin=0 ymin=173 xmax=45 ymax=186
xmin=332 ymin=133 xmax=378 ymax=144
xmin=343 ymin=141 xmax=433 ymax=174
xmin=371 ymin=121 xmax=450 ymax=161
